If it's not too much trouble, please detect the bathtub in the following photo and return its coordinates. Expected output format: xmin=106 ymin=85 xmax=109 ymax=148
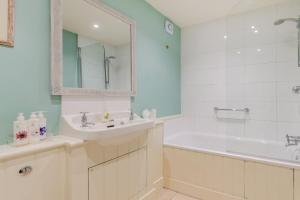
xmin=163 ymin=131 xmax=300 ymax=200
xmin=164 ymin=132 xmax=300 ymax=168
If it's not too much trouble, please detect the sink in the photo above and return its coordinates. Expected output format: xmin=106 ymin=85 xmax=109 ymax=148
xmin=60 ymin=111 xmax=154 ymax=144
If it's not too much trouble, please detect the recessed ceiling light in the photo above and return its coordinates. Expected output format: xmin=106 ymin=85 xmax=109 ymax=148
xmin=223 ymin=35 xmax=228 ymax=39
xmin=93 ymin=24 xmax=99 ymax=29
xmin=257 ymin=48 xmax=262 ymax=52
xmin=254 ymin=29 xmax=259 ymax=33
xmin=251 ymin=25 xmax=255 ymax=29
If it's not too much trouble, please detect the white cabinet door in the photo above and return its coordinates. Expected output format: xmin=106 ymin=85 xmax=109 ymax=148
xmin=295 ymin=170 xmax=300 ymax=200
xmin=3 ymin=149 xmax=65 ymax=200
xmin=35 ymin=149 xmax=66 ymax=200
xmin=0 ymin=163 xmax=5 ymax=199
xmin=4 ymin=155 xmax=38 ymax=200
xmin=89 ymin=148 xmax=147 ymax=200
xmin=89 ymin=163 xmax=105 ymax=200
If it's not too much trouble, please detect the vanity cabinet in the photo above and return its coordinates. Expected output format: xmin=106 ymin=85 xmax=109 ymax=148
xmin=89 ymin=147 xmax=147 ymax=200
xmin=245 ymin=162 xmax=293 ymax=200
xmin=148 ymin=123 xmax=163 ymax=186
xmin=0 ymin=148 xmax=66 ymax=200
xmin=88 ymin=123 xmax=163 ymax=200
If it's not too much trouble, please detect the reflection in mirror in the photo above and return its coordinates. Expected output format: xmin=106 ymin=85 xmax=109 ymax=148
xmin=0 ymin=0 xmax=14 ymax=47
xmin=62 ymin=0 xmax=132 ymax=92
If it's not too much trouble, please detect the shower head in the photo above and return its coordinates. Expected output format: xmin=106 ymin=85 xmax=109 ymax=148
xmin=108 ymin=56 xmax=116 ymax=59
xmin=274 ymin=17 xmax=300 ymax=28
xmin=274 ymin=19 xmax=286 ymax=25
xmin=105 ymin=56 xmax=116 ymax=63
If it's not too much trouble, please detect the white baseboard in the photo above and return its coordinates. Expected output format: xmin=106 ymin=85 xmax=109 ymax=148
xmin=139 ymin=177 xmax=164 ymax=200
xmin=164 ymin=178 xmax=244 ymax=200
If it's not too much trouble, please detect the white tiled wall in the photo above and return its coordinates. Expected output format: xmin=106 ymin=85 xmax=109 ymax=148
xmin=79 ymin=35 xmax=131 ymax=91
xmin=181 ymin=0 xmax=300 ymax=143
xmin=61 ymin=96 xmax=130 ymax=115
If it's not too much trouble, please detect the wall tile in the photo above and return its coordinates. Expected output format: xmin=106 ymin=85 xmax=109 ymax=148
xmin=178 ymin=0 xmax=300 ymax=145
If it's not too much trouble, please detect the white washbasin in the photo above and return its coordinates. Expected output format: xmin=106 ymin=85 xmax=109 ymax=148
xmin=60 ymin=111 xmax=154 ymax=144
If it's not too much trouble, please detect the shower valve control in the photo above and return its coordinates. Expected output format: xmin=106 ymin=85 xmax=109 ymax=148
xmin=292 ymin=86 xmax=300 ymax=93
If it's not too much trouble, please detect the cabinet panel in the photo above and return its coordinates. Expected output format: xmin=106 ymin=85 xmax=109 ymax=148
xmin=0 ymin=163 xmax=6 ymax=199
xmin=163 ymin=147 xmax=245 ymax=198
xmin=138 ymin=148 xmax=147 ymax=193
xmin=223 ymin=157 xmax=244 ymax=197
xmin=35 ymin=149 xmax=66 ymax=200
xmin=5 ymin=155 xmax=39 ymax=200
xmin=89 ymin=164 xmax=105 ymax=200
xmin=245 ymin=162 xmax=293 ymax=200
xmin=129 ymin=150 xmax=140 ymax=198
xmin=117 ymin=155 xmax=130 ymax=200
xmin=104 ymin=160 xmax=117 ymax=200
xmin=3 ymin=148 xmax=65 ymax=200
xmin=89 ymin=148 xmax=147 ymax=200
xmin=148 ymin=124 xmax=163 ymax=184
xmin=295 ymin=170 xmax=300 ymax=200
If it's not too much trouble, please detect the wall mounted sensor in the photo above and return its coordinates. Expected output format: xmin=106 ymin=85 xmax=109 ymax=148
xmin=165 ymin=20 xmax=174 ymax=35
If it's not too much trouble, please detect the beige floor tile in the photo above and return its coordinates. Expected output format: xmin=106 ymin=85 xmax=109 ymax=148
xmin=172 ymin=193 xmax=199 ymax=200
xmin=157 ymin=189 xmax=199 ymax=200
xmin=158 ymin=189 xmax=177 ymax=200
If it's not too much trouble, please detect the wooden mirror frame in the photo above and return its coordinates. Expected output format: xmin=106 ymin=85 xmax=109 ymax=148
xmin=51 ymin=0 xmax=136 ymax=96
xmin=0 ymin=0 xmax=14 ymax=47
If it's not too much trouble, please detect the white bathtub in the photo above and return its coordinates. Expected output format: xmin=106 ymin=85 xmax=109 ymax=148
xmin=164 ymin=132 xmax=300 ymax=168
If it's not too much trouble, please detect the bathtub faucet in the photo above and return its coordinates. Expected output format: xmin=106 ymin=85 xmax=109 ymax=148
xmin=286 ymin=134 xmax=300 ymax=147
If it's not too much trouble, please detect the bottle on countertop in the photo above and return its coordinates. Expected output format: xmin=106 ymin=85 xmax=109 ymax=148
xmin=38 ymin=111 xmax=47 ymax=140
xmin=13 ymin=113 xmax=29 ymax=146
xmin=28 ymin=112 xmax=40 ymax=143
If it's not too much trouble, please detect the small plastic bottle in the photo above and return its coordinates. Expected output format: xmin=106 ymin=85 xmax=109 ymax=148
xmin=13 ymin=113 xmax=29 ymax=146
xmin=28 ymin=112 xmax=40 ymax=143
xmin=38 ymin=111 xmax=47 ymax=140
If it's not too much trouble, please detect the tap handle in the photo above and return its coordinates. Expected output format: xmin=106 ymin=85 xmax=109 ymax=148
xmin=80 ymin=112 xmax=89 ymax=116
xmin=286 ymin=134 xmax=291 ymax=144
xmin=80 ymin=112 xmax=89 ymax=120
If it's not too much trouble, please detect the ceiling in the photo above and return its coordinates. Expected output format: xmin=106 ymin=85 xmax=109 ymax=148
xmin=145 ymin=0 xmax=289 ymax=27
xmin=63 ymin=0 xmax=130 ymax=46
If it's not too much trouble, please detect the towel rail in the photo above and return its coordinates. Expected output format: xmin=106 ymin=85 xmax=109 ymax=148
xmin=214 ymin=107 xmax=250 ymax=113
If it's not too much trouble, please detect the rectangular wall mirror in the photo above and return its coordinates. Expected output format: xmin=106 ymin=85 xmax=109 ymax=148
xmin=51 ymin=0 xmax=136 ymax=96
xmin=0 ymin=0 xmax=14 ymax=47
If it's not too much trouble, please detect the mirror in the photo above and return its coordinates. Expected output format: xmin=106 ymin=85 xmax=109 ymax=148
xmin=0 ymin=0 xmax=14 ymax=47
xmin=51 ymin=0 xmax=136 ymax=96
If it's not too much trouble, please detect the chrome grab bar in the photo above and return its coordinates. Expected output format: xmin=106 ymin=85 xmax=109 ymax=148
xmin=214 ymin=107 xmax=250 ymax=113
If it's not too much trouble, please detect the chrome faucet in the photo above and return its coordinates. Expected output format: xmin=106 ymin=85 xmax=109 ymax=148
xmin=129 ymin=96 xmax=135 ymax=121
xmin=286 ymin=134 xmax=300 ymax=147
xmin=130 ymin=109 xmax=134 ymax=121
xmin=80 ymin=112 xmax=89 ymax=127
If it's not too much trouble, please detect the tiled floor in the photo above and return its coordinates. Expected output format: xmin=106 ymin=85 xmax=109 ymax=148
xmin=158 ymin=188 xmax=199 ymax=200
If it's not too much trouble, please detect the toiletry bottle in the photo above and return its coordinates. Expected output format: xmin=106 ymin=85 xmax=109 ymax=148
xmin=103 ymin=112 xmax=110 ymax=122
xmin=38 ymin=111 xmax=47 ymax=140
xmin=13 ymin=113 xmax=29 ymax=146
xmin=28 ymin=112 xmax=40 ymax=143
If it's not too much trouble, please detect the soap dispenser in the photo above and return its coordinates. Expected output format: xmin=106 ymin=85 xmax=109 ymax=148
xmin=13 ymin=113 xmax=29 ymax=146
xmin=38 ymin=111 xmax=47 ymax=140
xmin=28 ymin=112 xmax=40 ymax=143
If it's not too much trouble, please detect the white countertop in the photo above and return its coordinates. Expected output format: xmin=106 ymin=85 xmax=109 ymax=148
xmin=0 ymin=136 xmax=84 ymax=162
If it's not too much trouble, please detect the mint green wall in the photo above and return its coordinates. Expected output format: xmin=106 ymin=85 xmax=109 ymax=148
xmin=0 ymin=0 xmax=181 ymax=144
xmin=102 ymin=0 xmax=181 ymax=117
xmin=0 ymin=0 xmax=60 ymax=144
xmin=63 ymin=30 xmax=79 ymax=88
